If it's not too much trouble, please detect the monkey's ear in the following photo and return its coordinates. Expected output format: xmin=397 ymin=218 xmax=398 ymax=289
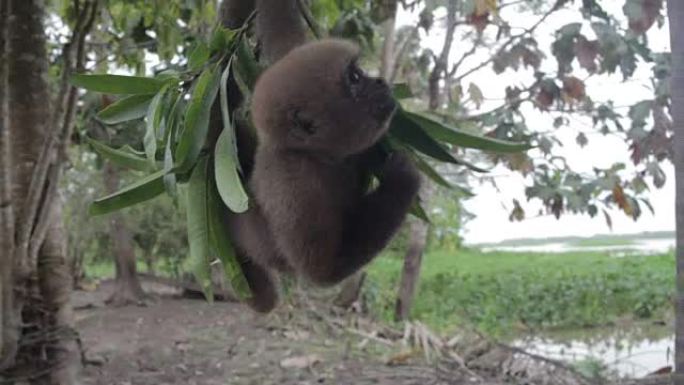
xmin=289 ymin=108 xmax=317 ymax=140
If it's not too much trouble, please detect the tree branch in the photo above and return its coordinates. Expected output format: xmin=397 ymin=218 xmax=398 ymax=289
xmin=453 ymin=3 xmax=562 ymax=84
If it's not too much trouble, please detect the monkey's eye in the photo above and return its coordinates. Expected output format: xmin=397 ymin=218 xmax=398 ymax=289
xmin=347 ymin=64 xmax=363 ymax=85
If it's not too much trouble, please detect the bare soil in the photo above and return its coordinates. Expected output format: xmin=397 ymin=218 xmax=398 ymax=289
xmin=76 ymin=280 xmax=479 ymax=385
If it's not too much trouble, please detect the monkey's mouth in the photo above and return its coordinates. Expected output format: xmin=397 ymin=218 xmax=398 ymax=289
xmin=372 ymin=97 xmax=397 ymax=122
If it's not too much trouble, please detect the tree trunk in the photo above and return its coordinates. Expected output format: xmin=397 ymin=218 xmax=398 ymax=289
xmin=0 ymin=0 xmax=81 ymax=383
xmin=36 ymin=197 xmax=79 ymax=384
xmin=393 ymin=1 xmax=459 ymax=322
xmin=394 ymin=218 xmax=429 ymax=321
xmin=0 ymin=0 xmax=15 ymax=366
xmin=668 ymin=1 xmax=684 ymax=384
xmin=103 ymin=163 xmax=146 ymax=306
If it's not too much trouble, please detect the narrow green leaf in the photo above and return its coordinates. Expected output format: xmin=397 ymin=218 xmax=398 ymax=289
xmin=233 ymin=37 xmax=261 ymax=91
xmin=88 ymin=170 xmax=166 ymax=216
xmin=214 ymin=129 xmax=249 ymax=213
xmin=188 ymin=42 xmax=211 ymax=71
xmin=96 ymin=94 xmax=154 ymax=124
xmin=163 ymin=131 xmax=177 ymax=199
xmin=405 ymin=111 xmax=532 ymax=153
xmin=176 ymin=66 xmax=221 ymax=172
xmin=185 ymin=156 xmax=214 ymax=302
xmin=409 ymin=198 xmax=430 ymax=222
xmin=390 ymin=109 xmax=488 ymax=172
xmin=71 ymin=74 xmax=169 ymax=94
xmin=215 ymin=62 xmax=249 ymax=213
xmin=392 ymin=83 xmax=413 ymax=99
xmin=210 ymin=27 xmax=238 ymax=52
xmin=84 ymin=136 xmax=153 ymax=172
xmin=144 ymin=86 xmax=168 ymax=166
xmin=413 ymin=156 xmax=452 ymax=189
xmin=207 ymin=182 xmax=252 ymax=300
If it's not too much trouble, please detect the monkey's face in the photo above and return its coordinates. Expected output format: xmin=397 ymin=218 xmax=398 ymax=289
xmin=251 ymin=39 xmax=397 ymax=158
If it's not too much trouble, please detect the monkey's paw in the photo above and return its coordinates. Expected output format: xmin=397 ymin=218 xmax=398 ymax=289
xmin=381 ymin=152 xmax=421 ymax=194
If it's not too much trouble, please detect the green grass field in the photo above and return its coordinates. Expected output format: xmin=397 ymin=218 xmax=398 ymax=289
xmin=365 ymin=249 xmax=674 ymax=336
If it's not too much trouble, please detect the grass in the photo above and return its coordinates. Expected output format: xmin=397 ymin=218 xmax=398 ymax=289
xmin=365 ymin=249 xmax=674 ymax=336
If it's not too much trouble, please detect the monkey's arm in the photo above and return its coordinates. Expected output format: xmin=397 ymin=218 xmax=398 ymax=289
xmin=263 ymin=153 xmax=420 ymax=285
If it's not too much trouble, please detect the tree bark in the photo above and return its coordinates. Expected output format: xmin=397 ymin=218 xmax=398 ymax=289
xmin=36 ymin=197 xmax=79 ymax=384
xmin=0 ymin=0 xmax=14 ymax=365
xmin=103 ymin=163 xmax=147 ymax=306
xmin=393 ymin=1 xmax=459 ymax=322
xmin=394 ymin=218 xmax=429 ymax=321
xmin=668 ymin=1 xmax=684 ymax=384
xmin=2 ymin=0 xmax=52 ymax=374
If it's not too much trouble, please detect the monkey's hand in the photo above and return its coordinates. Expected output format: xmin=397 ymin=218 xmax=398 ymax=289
xmin=379 ymin=152 xmax=421 ymax=198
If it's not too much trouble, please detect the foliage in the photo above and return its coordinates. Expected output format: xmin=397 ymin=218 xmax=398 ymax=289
xmin=70 ymin=11 xmax=528 ymax=298
xmin=366 ymin=249 xmax=674 ymax=335
xmin=62 ymin=145 xmax=188 ymax=280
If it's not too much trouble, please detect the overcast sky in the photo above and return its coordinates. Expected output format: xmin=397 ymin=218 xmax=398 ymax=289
xmin=396 ymin=2 xmax=674 ymax=244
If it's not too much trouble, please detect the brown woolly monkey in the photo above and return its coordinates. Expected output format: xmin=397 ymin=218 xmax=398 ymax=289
xmin=228 ymin=39 xmax=421 ymax=312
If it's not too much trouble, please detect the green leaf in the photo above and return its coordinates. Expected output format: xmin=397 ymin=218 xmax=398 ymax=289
xmin=389 ymin=109 xmax=488 ymax=172
xmin=88 ymin=170 xmax=166 ymax=216
xmin=188 ymin=42 xmax=211 ymax=71
xmin=405 ymin=111 xmax=532 ymax=153
xmin=413 ymin=155 xmax=453 ymax=190
xmin=214 ymin=129 xmax=249 ymax=213
xmin=71 ymin=74 xmax=170 ymax=94
xmin=409 ymin=198 xmax=430 ymax=222
xmin=210 ymin=27 xmax=238 ymax=52
xmin=207 ymin=182 xmax=252 ymax=300
xmin=84 ymin=136 xmax=153 ymax=172
xmin=185 ymin=156 xmax=214 ymax=302
xmin=163 ymin=129 xmax=177 ymax=199
xmin=176 ymin=66 xmax=221 ymax=172
xmin=233 ymin=37 xmax=261 ymax=91
xmin=96 ymin=94 xmax=154 ymax=124
xmin=215 ymin=62 xmax=249 ymax=213
xmin=392 ymin=83 xmax=413 ymax=99
xmin=144 ymin=87 xmax=168 ymax=167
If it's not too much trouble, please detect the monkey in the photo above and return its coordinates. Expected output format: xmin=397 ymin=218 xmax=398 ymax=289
xmin=227 ymin=39 xmax=421 ymax=312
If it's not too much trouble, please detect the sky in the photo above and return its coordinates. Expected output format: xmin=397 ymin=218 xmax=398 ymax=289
xmin=395 ymin=2 xmax=674 ymax=244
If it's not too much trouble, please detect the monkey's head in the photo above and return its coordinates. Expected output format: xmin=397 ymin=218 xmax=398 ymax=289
xmin=251 ymin=39 xmax=397 ymax=157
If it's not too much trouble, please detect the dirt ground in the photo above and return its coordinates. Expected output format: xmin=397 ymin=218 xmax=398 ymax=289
xmin=76 ymin=280 xmax=481 ymax=385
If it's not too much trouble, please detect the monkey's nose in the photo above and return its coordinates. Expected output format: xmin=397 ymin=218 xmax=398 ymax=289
xmin=374 ymin=97 xmax=397 ymax=121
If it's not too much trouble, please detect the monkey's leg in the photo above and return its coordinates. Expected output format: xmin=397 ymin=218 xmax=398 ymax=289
xmin=239 ymin=256 xmax=279 ymax=313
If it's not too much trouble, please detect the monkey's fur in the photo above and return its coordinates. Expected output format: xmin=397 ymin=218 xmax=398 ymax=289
xmin=229 ymin=39 xmax=421 ymax=312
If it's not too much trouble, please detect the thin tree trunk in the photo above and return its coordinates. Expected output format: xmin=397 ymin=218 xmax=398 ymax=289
xmin=0 ymin=0 xmax=14 ymax=365
xmin=668 ymin=1 xmax=684 ymax=384
xmin=394 ymin=219 xmax=429 ymax=321
xmin=394 ymin=1 xmax=459 ymax=322
xmin=36 ymin=197 xmax=79 ymax=384
xmin=103 ymin=163 xmax=146 ymax=306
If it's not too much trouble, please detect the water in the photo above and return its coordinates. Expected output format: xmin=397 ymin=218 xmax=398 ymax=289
xmin=513 ymin=324 xmax=674 ymax=378
xmin=480 ymin=238 xmax=674 ymax=255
